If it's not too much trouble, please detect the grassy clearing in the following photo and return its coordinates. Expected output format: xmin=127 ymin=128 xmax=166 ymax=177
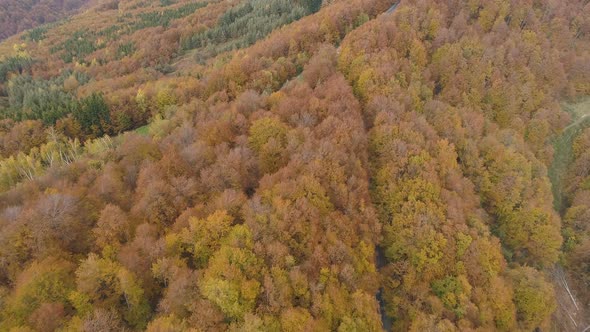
xmin=548 ymin=97 xmax=590 ymax=214
xmin=135 ymin=124 xmax=150 ymax=135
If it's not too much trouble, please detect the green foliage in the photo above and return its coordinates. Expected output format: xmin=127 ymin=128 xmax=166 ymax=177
xmin=97 ymin=24 xmax=126 ymax=41
xmin=52 ymin=29 xmax=101 ymax=63
xmin=431 ymin=276 xmax=466 ymax=317
xmin=95 ymin=2 xmax=210 ymax=42
xmin=354 ymin=12 xmax=370 ymax=28
xmin=73 ymin=93 xmax=111 ymax=138
xmin=22 ymin=26 xmax=48 ymax=42
xmin=1 ymin=73 xmax=83 ymax=125
xmin=116 ymin=42 xmax=136 ymax=59
xmin=182 ymin=0 xmax=312 ymax=61
xmin=135 ymin=124 xmax=150 ymax=136
xmin=548 ymin=98 xmax=590 ymax=213
xmin=0 ymin=54 xmax=33 ymax=83
xmin=300 ymin=0 xmax=323 ymax=13
xmin=134 ymin=2 xmax=209 ymax=30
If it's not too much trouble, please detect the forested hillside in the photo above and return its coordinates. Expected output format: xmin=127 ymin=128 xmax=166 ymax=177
xmin=0 ymin=0 xmax=94 ymax=41
xmin=0 ymin=0 xmax=589 ymax=331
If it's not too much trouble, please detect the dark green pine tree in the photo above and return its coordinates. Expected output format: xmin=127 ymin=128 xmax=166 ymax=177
xmin=74 ymin=93 xmax=111 ymax=138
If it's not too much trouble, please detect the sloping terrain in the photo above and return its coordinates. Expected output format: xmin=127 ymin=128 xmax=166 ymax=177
xmin=0 ymin=0 xmax=95 ymax=41
xmin=0 ymin=0 xmax=323 ymax=157
xmin=0 ymin=0 xmax=588 ymax=331
xmin=551 ymin=98 xmax=590 ymax=331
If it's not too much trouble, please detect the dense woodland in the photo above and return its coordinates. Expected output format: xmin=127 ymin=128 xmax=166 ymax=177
xmin=0 ymin=0 xmax=93 ymax=41
xmin=0 ymin=0 xmax=589 ymax=331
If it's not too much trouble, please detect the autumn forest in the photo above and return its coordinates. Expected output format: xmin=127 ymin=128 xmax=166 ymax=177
xmin=0 ymin=0 xmax=589 ymax=331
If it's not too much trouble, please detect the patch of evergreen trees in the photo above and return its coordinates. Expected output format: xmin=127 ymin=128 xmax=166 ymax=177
xmin=0 ymin=55 xmax=33 ymax=83
xmin=181 ymin=0 xmax=322 ymax=62
xmin=134 ymin=2 xmax=209 ymax=30
xmin=0 ymin=71 xmax=94 ymax=127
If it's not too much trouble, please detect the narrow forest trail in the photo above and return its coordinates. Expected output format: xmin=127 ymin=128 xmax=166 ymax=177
xmin=548 ymin=98 xmax=590 ymax=214
xmin=373 ymin=3 xmax=400 ymax=331
xmin=548 ymin=97 xmax=590 ymax=332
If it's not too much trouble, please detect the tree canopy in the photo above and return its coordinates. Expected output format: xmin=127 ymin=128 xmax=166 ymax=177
xmin=0 ymin=0 xmax=589 ymax=330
